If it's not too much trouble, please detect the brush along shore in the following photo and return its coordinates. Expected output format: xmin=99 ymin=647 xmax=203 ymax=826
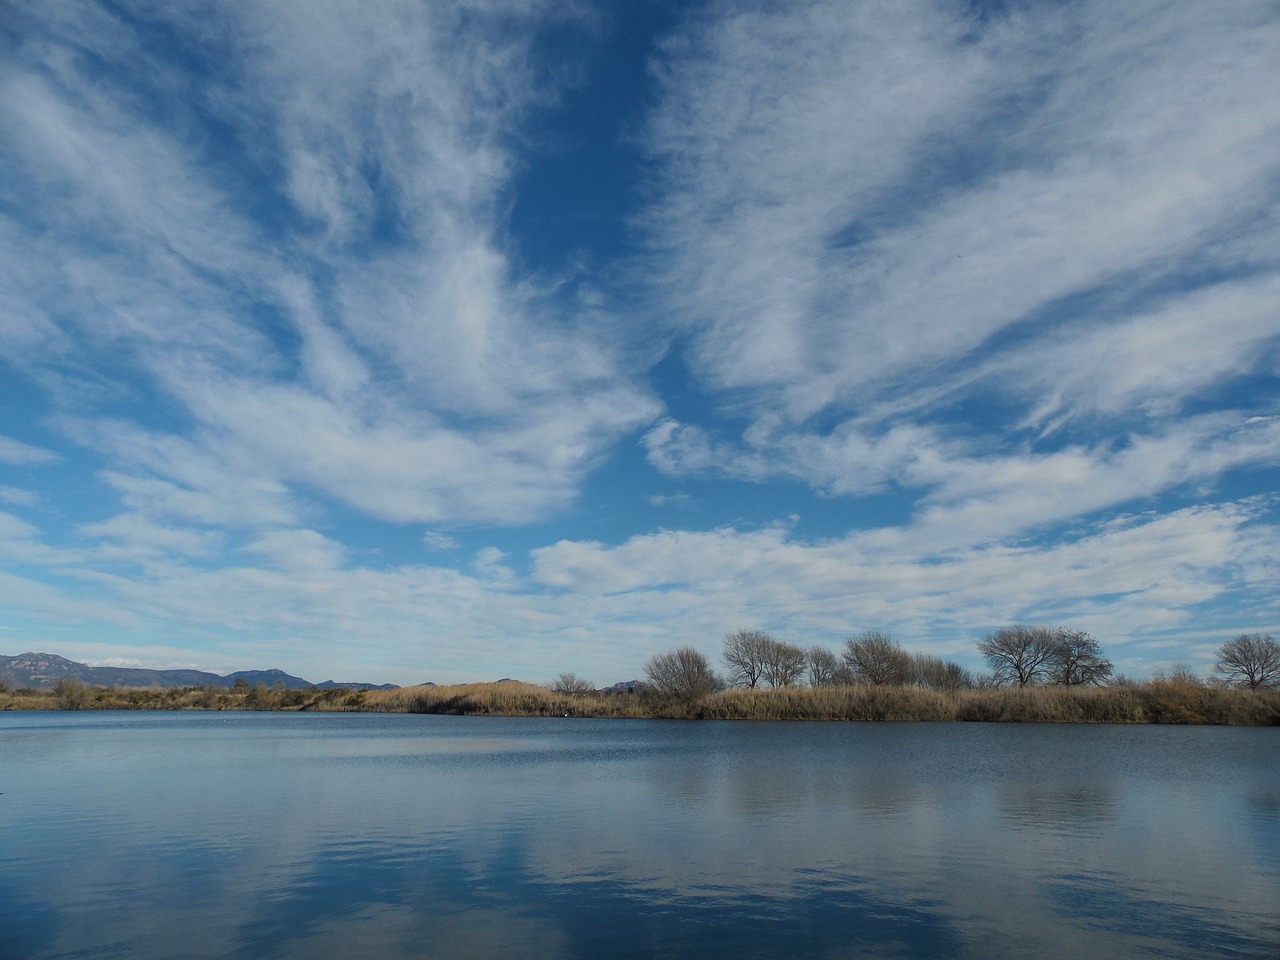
xmin=4 ymin=677 xmax=1278 ymax=724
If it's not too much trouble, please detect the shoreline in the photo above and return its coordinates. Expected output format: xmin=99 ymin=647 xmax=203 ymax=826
xmin=4 ymin=678 xmax=1278 ymax=725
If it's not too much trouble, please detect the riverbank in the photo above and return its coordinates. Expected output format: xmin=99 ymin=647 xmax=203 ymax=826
xmin=4 ymin=677 xmax=1279 ymax=724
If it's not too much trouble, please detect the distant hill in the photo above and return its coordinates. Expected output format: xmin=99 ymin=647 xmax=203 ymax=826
xmin=604 ymin=679 xmax=649 ymax=694
xmin=0 ymin=652 xmax=399 ymax=692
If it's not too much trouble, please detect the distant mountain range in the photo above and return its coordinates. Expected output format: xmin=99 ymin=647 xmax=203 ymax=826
xmin=0 ymin=652 xmax=403 ymax=692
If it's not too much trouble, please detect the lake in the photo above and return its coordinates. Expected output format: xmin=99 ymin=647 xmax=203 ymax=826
xmin=1 ymin=712 xmax=1276 ymax=959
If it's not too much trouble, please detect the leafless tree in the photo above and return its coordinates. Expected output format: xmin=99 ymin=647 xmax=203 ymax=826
xmin=977 ymin=626 xmax=1060 ymax=687
xmin=806 ymin=646 xmax=840 ymax=687
xmin=1049 ymin=630 xmax=1113 ymax=686
xmin=911 ymin=654 xmax=972 ymax=691
xmin=54 ymin=677 xmax=90 ymax=710
xmin=552 ymin=672 xmax=595 ymax=696
xmin=644 ymin=647 xmax=724 ymax=702
xmin=762 ymin=640 xmax=807 ymax=688
xmin=722 ymin=628 xmax=773 ymax=690
xmin=843 ymin=630 xmax=913 ymax=685
xmin=1160 ymin=663 xmax=1204 ymax=686
xmin=1214 ymin=634 xmax=1280 ymax=689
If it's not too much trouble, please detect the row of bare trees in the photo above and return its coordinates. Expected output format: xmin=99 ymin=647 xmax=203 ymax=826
xmin=635 ymin=628 xmax=1277 ymax=704
xmin=642 ymin=629 xmax=978 ymax=703
xmin=976 ymin=626 xmax=1114 ymax=687
xmin=978 ymin=627 xmax=1279 ymax=689
xmin=836 ymin=630 xmax=973 ymax=690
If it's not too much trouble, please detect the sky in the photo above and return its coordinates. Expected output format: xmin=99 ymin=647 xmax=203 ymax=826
xmin=1 ymin=0 xmax=1277 ymax=686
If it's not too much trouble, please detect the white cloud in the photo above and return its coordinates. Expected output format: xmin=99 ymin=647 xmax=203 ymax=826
xmin=0 ymin=487 xmax=39 ymax=507
xmin=905 ymin=416 xmax=1280 ymax=547
xmin=423 ymin=531 xmax=460 ymax=552
xmin=0 ymin=436 xmax=61 ymax=466
xmin=243 ymin=529 xmax=347 ymax=572
xmin=1 ymin=0 xmax=1277 ymax=686
xmin=647 ymin=492 xmax=692 ymax=509
xmin=0 ymin=0 xmax=658 ymax=533
xmin=1010 ymin=275 xmax=1280 ymax=428
xmin=0 ymin=487 xmax=1273 ymax=683
xmin=0 ymin=570 xmax=143 ymax=629
xmin=71 ymin=418 xmax=301 ymax=530
xmin=529 ymin=499 xmax=1276 ymax=663
xmin=641 ymin=0 xmax=1280 ymax=490
xmin=80 ymin=514 xmax=225 ymax=570
xmin=0 ymin=511 xmax=78 ymax=566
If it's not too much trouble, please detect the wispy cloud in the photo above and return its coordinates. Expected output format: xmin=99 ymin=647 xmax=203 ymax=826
xmin=423 ymin=531 xmax=460 ymax=552
xmin=0 ymin=0 xmax=1276 ymax=683
xmin=641 ymin=0 xmax=1280 ymax=530
xmin=0 ymin=487 xmax=39 ymax=507
xmin=0 ymin=436 xmax=61 ymax=466
xmin=646 ymin=491 xmax=692 ymax=509
xmin=5 ymin=494 xmax=1270 ymax=683
xmin=1 ymin=0 xmax=656 ymax=534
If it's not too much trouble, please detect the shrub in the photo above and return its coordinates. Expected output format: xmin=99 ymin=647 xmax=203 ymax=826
xmin=645 ymin=647 xmax=724 ymax=704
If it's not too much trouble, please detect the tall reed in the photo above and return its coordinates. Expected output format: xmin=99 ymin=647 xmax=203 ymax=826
xmin=359 ymin=681 xmax=651 ymax=718
xmin=2 ymin=679 xmax=1277 ymax=724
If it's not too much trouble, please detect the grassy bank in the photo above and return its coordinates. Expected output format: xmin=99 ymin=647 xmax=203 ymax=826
xmin=0 ymin=682 xmax=372 ymax=712
xmin=670 ymin=679 xmax=1280 ymax=724
xmin=4 ymin=676 xmax=1278 ymax=724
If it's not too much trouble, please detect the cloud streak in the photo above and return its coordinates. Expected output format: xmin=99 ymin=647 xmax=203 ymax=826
xmin=1 ymin=0 xmax=655 ymax=531
xmin=0 ymin=0 xmax=1276 ymax=683
xmin=642 ymin=0 xmax=1280 ymax=505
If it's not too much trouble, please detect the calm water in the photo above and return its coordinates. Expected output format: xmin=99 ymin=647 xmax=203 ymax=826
xmin=1 ymin=713 xmax=1277 ymax=960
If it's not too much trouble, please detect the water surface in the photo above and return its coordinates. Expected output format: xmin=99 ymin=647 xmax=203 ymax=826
xmin=2 ymin=713 xmax=1276 ymax=959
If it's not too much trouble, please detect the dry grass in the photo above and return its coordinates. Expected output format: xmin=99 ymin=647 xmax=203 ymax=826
xmin=0 ymin=684 xmax=371 ymax=712
xmin=0 ymin=687 xmax=59 ymax=711
xmin=3 ymin=679 xmax=1277 ymax=725
xmin=356 ymin=680 xmax=1280 ymax=724
xmin=358 ymin=681 xmax=652 ymax=718
xmin=699 ymin=685 xmax=956 ymax=721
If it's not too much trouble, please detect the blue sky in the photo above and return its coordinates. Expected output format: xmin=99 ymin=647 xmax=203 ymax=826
xmin=1 ymin=0 xmax=1277 ymax=685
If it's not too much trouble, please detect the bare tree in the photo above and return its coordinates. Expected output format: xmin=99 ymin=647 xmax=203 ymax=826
xmin=1050 ymin=630 xmax=1113 ymax=686
xmin=54 ymin=677 xmax=90 ymax=710
xmin=806 ymin=646 xmax=840 ymax=687
xmin=911 ymin=654 xmax=972 ymax=692
xmin=843 ymin=630 xmax=913 ymax=685
xmin=552 ymin=672 xmax=595 ymax=696
xmin=977 ymin=626 xmax=1060 ymax=687
xmin=1214 ymin=634 xmax=1280 ymax=689
xmin=644 ymin=647 xmax=724 ymax=702
xmin=1161 ymin=663 xmax=1204 ymax=686
xmin=722 ymin=629 xmax=773 ymax=690
xmin=761 ymin=640 xmax=807 ymax=688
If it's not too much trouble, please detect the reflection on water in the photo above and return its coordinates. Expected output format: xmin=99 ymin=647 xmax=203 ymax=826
xmin=1 ymin=714 xmax=1277 ymax=959
xmin=999 ymin=783 xmax=1116 ymax=837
